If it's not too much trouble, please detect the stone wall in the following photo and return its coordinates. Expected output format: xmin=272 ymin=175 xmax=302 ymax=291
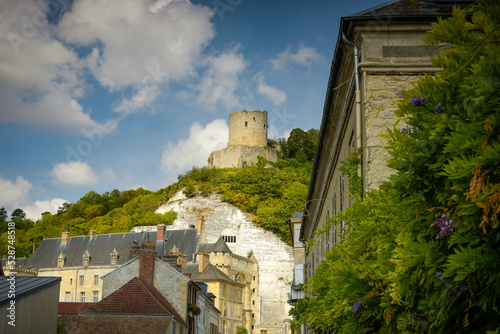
xmin=208 ymin=145 xmax=279 ymax=168
xmin=363 ymin=73 xmax=418 ymax=189
xmin=229 ymin=110 xmax=268 ymax=147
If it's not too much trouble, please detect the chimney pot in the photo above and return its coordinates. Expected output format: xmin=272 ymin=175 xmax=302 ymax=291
xmin=90 ymin=230 xmax=96 ymax=239
xmin=157 ymin=224 xmax=166 ymax=241
xmin=61 ymin=232 xmax=69 ymax=244
xmin=197 ymin=215 xmax=204 ymax=235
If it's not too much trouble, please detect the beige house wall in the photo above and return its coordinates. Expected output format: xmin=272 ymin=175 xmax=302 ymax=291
xmin=38 ymin=266 xmax=111 ymax=302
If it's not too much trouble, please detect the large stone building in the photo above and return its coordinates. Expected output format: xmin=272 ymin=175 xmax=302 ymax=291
xmin=298 ymin=0 xmax=474 ymax=311
xmin=208 ymin=110 xmax=280 ymax=168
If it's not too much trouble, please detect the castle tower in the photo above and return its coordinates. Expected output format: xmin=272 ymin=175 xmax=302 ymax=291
xmin=228 ymin=110 xmax=268 ymax=147
xmin=208 ymin=110 xmax=279 ymax=168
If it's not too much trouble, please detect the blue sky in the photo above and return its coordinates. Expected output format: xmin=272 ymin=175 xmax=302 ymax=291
xmin=0 ymin=0 xmax=379 ymax=220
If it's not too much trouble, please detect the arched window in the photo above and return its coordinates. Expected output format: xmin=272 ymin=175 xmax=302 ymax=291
xmin=245 ymin=121 xmax=248 ymax=127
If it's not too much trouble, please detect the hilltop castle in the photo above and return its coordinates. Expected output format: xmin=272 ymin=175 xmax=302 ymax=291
xmin=208 ymin=110 xmax=280 ymax=168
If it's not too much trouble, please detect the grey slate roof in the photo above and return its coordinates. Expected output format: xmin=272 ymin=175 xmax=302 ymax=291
xmin=350 ymin=0 xmax=473 ymax=18
xmin=198 ymin=237 xmax=232 ymax=254
xmin=164 ymin=229 xmax=200 ymax=261
xmin=25 ymin=229 xmax=200 ymax=269
xmin=183 ymin=263 xmax=235 ymax=283
xmin=0 ymin=276 xmax=61 ymax=306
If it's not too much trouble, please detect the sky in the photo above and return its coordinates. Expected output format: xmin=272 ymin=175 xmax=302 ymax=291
xmin=0 ymin=0 xmax=380 ymax=220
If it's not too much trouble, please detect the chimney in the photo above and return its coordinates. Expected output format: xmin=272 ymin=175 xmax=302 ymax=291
xmin=139 ymin=242 xmax=155 ymax=284
xmin=61 ymin=232 xmax=69 ymax=244
xmin=90 ymin=230 xmax=96 ymax=239
xmin=163 ymin=252 xmax=187 ymax=272
xmin=130 ymin=241 xmax=140 ymax=259
xmin=157 ymin=224 xmax=166 ymax=241
xmin=33 ymin=241 xmax=36 ymax=254
xmin=198 ymin=252 xmax=209 ymax=272
xmin=197 ymin=215 xmax=204 ymax=235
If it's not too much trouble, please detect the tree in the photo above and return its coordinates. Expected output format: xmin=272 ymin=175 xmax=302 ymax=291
xmin=278 ymin=128 xmax=318 ymax=161
xmin=236 ymin=326 xmax=248 ymax=334
xmin=291 ymin=1 xmax=500 ymax=333
xmin=0 ymin=208 xmax=7 ymax=222
xmin=11 ymin=208 xmax=26 ymax=221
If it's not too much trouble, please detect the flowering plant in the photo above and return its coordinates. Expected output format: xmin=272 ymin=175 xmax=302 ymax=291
xmin=188 ymin=303 xmax=201 ymax=316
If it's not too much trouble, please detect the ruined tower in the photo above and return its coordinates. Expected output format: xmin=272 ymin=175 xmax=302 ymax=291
xmin=208 ymin=110 xmax=279 ymax=168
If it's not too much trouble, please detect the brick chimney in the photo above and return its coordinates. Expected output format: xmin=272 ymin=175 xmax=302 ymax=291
xmin=130 ymin=241 xmax=140 ymax=259
xmin=197 ymin=215 xmax=204 ymax=235
xmin=139 ymin=242 xmax=155 ymax=284
xmin=157 ymin=224 xmax=166 ymax=241
xmin=90 ymin=230 xmax=96 ymax=239
xmin=61 ymin=232 xmax=69 ymax=244
xmin=198 ymin=252 xmax=209 ymax=272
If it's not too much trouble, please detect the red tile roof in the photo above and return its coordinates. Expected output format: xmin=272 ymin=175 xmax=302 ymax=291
xmin=81 ymin=277 xmax=186 ymax=325
xmin=59 ymin=302 xmax=96 ymax=314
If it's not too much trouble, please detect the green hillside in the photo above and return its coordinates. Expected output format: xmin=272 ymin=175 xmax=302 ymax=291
xmin=0 ymin=128 xmax=317 ymax=258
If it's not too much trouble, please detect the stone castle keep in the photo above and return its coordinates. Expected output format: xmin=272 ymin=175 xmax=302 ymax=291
xmin=208 ymin=110 xmax=280 ymax=168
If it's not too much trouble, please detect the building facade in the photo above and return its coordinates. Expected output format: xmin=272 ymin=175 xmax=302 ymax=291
xmin=300 ymin=0 xmax=472 ymax=284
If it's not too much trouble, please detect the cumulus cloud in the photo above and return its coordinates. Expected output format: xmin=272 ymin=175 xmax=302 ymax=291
xmin=51 ymin=161 xmax=100 ymax=186
xmin=114 ymin=86 xmax=161 ymax=114
xmin=24 ymin=198 xmax=67 ymax=221
xmin=270 ymin=44 xmax=322 ymax=70
xmin=0 ymin=1 xmax=119 ymax=134
xmin=0 ymin=176 xmax=66 ymax=221
xmin=161 ymin=119 xmax=229 ymax=177
xmin=0 ymin=0 xmax=216 ymax=133
xmin=257 ymin=74 xmax=286 ymax=105
xmin=58 ymin=0 xmax=215 ymax=90
xmin=0 ymin=176 xmax=33 ymax=208
xmin=196 ymin=49 xmax=247 ymax=111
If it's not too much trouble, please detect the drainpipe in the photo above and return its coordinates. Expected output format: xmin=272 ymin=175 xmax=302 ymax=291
xmin=342 ymin=33 xmax=363 ymax=188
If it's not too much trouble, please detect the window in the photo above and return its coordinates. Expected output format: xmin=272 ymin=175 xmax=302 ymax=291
xmin=173 ymin=323 xmax=176 ymax=334
xmin=93 ymin=291 xmax=99 ymax=302
xmin=83 ymin=250 xmax=90 ymax=266
xmin=65 ymin=292 xmax=70 ymax=302
xmin=79 ymin=275 xmax=84 ymax=286
xmin=180 ymin=327 xmax=183 ymax=334
xmin=94 ymin=275 xmax=99 ymax=286
xmin=245 ymin=121 xmax=248 ymax=127
xmin=340 ymin=173 xmax=346 ymax=233
xmin=80 ymin=292 xmax=85 ymax=302
xmin=110 ymin=248 xmax=118 ymax=265
xmin=70 ymin=278 xmax=72 ymax=285
xmin=223 ymin=235 xmax=236 ymax=243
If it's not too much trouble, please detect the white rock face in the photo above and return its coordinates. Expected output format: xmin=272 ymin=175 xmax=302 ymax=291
xmin=155 ymin=191 xmax=294 ymax=327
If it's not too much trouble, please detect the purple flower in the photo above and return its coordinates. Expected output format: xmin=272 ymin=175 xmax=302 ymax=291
xmin=435 ymin=103 xmax=444 ymax=113
xmin=410 ymin=97 xmax=429 ymax=107
xmin=433 ymin=213 xmax=458 ymax=239
xmin=352 ymin=301 xmax=362 ymax=315
xmin=436 ymin=272 xmax=444 ymax=282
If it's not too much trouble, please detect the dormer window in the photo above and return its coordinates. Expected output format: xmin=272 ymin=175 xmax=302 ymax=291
xmin=58 ymin=252 xmax=66 ymax=268
xmin=110 ymin=248 xmax=118 ymax=265
xmin=83 ymin=250 xmax=90 ymax=267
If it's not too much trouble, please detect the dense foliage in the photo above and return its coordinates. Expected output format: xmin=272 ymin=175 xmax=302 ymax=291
xmin=291 ymin=2 xmax=500 ymax=333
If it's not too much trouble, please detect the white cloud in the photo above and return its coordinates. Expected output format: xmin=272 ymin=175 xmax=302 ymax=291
xmin=114 ymin=86 xmax=161 ymax=114
xmin=0 ymin=0 xmax=216 ymax=133
xmin=51 ymin=161 xmax=100 ymax=186
xmin=0 ymin=176 xmax=67 ymax=221
xmin=257 ymin=74 xmax=286 ymax=105
xmin=24 ymin=198 xmax=67 ymax=221
xmin=0 ymin=176 xmax=33 ymax=208
xmin=196 ymin=49 xmax=247 ymax=111
xmin=57 ymin=0 xmax=215 ymax=90
xmin=270 ymin=44 xmax=322 ymax=70
xmin=161 ymin=119 xmax=229 ymax=177
xmin=0 ymin=1 xmax=119 ymax=134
